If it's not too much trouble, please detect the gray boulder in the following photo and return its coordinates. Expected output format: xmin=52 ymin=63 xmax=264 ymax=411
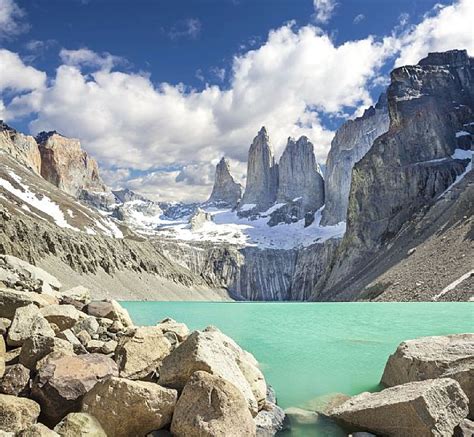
xmin=171 ymin=370 xmax=256 ymax=437
xmin=40 ymin=305 xmax=82 ymax=332
xmin=7 ymin=304 xmax=55 ymax=347
xmin=381 ymin=333 xmax=474 ymax=418
xmin=20 ymin=423 xmax=59 ymax=436
xmin=85 ymin=300 xmax=133 ymax=327
xmin=0 ymin=363 xmax=30 ymax=396
xmin=330 ymin=378 xmax=469 ymax=437
xmin=255 ymin=402 xmax=288 ymax=436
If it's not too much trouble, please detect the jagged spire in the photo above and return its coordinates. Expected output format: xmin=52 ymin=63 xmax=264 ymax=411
xmin=207 ymin=157 xmax=242 ymax=207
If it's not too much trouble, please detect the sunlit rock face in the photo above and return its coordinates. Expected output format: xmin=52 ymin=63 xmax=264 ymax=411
xmin=240 ymin=127 xmax=278 ymax=212
xmin=321 ymin=93 xmax=389 ymax=226
xmin=207 ymin=157 xmax=242 ymax=208
xmin=277 ymin=135 xmax=324 ymax=216
xmin=36 ymin=131 xmax=109 ymax=198
xmin=0 ymin=121 xmax=41 ymax=174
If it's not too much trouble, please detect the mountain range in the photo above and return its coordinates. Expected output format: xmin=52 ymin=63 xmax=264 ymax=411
xmin=0 ymin=50 xmax=472 ymax=302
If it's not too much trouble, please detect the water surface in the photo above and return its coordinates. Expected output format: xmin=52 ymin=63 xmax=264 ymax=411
xmin=122 ymin=302 xmax=473 ymax=436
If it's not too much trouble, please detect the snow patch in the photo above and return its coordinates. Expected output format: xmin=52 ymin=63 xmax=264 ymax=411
xmin=0 ymin=172 xmax=78 ymax=230
xmin=239 ymin=203 xmax=256 ymax=212
xmin=455 ymin=130 xmax=470 ymax=138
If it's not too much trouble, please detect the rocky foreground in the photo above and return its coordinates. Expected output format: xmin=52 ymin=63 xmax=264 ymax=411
xmin=0 ymin=254 xmax=286 ymax=436
xmin=0 ymin=253 xmax=473 ymax=436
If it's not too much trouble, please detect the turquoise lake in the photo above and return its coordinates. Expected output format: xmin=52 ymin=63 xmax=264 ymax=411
xmin=122 ymin=302 xmax=473 ymax=436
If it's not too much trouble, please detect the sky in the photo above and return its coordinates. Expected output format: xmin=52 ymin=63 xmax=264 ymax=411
xmin=0 ymin=0 xmax=473 ymax=202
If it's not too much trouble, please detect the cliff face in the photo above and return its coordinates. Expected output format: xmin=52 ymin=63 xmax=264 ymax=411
xmin=0 ymin=121 xmax=41 ymax=174
xmin=321 ymin=94 xmax=389 ymax=226
xmin=36 ymin=131 xmax=109 ymax=198
xmin=240 ymin=127 xmax=278 ymax=211
xmin=207 ymin=157 xmax=242 ymax=207
xmin=277 ymin=136 xmax=324 ymax=215
xmin=316 ymin=50 xmax=474 ymax=300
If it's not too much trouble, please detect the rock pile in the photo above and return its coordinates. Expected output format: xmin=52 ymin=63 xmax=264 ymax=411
xmin=0 ymin=255 xmax=287 ymax=436
xmin=328 ymin=333 xmax=474 ymax=436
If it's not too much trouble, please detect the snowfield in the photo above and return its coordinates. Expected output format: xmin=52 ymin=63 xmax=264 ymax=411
xmin=152 ymin=206 xmax=346 ymax=250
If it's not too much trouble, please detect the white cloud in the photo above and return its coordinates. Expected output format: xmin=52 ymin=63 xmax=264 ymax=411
xmin=395 ymin=0 xmax=474 ymax=66
xmin=1 ymin=0 xmax=472 ymax=202
xmin=0 ymin=49 xmax=46 ymax=92
xmin=313 ymin=0 xmax=338 ymax=24
xmin=0 ymin=0 xmax=28 ymax=39
xmin=59 ymin=48 xmax=124 ymax=71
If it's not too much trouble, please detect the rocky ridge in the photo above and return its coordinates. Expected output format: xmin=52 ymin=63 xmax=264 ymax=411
xmin=36 ymin=131 xmax=110 ymax=199
xmin=321 ymin=93 xmax=389 ymax=226
xmin=314 ymin=49 xmax=474 ymax=301
xmin=0 ymin=256 xmax=288 ymax=436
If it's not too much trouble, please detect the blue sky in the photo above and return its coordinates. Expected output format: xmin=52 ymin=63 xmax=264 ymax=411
xmin=0 ymin=0 xmax=473 ymax=201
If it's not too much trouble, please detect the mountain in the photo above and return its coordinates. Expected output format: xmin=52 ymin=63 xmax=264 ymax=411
xmin=313 ymin=49 xmax=473 ymax=301
xmin=36 ymin=131 xmax=109 ymax=198
xmin=321 ymin=93 xmax=389 ymax=226
xmin=0 ymin=50 xmax=472 ymax=302
xmin=206 ymin=157 xmax=242 ymax=207
xmin=240 ymin=127 xmax=278 ymax=212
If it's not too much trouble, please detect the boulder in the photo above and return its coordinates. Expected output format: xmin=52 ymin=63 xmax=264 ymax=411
xmin=0 ymin=363 xmax=30 ymax=396
xmin=0 ymin=255 xmax=61 ymax=295
xmin=156 ymin=317 xmax=190 ymax=342
xmin=454 ymin=419 xmax=474 ymax=437
xmin=0 ymin=336 xmax=4 ymax=378
xmin=159 ymin=328 xmax=264 ymax=415
xmin=115 ymin=326 xmax=172 ymax=380
xmin=100 ymin=339 xmax=117 ymax=355
xmin=19 ymin=335 xmax=74 ymax=370
xmin=85 ymin=300 xmax=133 ymax=327
xmin=72 ymin=317 xmax=99 ymax=337
xmin=7 ymin=304 xmax=55 ymax=347
xmin=56 ymin=330 xmax=85 ymax=354
xmin=0 ymin=394 xmax=40 ymax=433
xmin=19 ymin=423 xmax=58 ymax=437
xmin=82 ymin=377 xmax=177 ymax=437
xmin=329 ymin=378 xmax=469 ymax=437
xmin=0 ymin=288 xmax=55 ymax=319
xmin=59 ymin=286 xmax=91 ymax=310
xmin=54 ymin=412 xmax=106 ymax=436
xmin=5 ymin=347 xmax=21 ymax=365
xmin=40 ymin=305 xmax=82 ymax=332
xmin=85 ymin=340 xmax=105 ymax=353
xmin=0 ymin=318 xmax=11 ymax=335
xmin=31 ymin=353 xmax=118 ymax=424
xmin=171 ymin=371 xmax=256 ymax=437
xmin=284 ymin=407 xmax=320 ymax=426
xmin=255 ymin=402 xmax=288 ymax=436
xmin=381 ymin=334 xmax=474 ymax=418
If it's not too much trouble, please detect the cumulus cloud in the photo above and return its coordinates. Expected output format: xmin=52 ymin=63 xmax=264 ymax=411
xmin=1 ymin=0 xmax=472 ymax=201
xmin=0 ymin=49 xmax=46 ymax=92
xmin=313 ymin=0 xmax=338 ymax=24
xmin=395 ymin=0 xmax=474 ymax=66
xmin=59 ymin=48 xmax=125 ymax=71
xmin=0 ymin=0 xmax=28 ymax=39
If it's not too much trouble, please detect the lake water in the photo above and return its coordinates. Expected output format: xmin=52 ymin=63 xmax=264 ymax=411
xmin=122 ymin=302 xmax=474 ymax=436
